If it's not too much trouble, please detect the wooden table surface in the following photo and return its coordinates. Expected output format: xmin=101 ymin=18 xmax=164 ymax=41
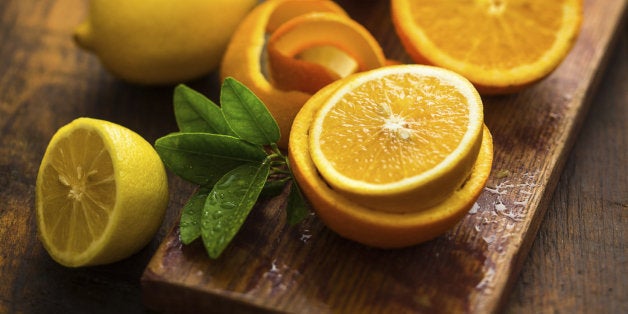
xmin=1 ymin=0 xmax=625 ymax=313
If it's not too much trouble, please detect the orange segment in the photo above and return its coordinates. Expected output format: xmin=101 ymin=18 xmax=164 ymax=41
xmin=267 ymin=12 xmax=386 ymax=94
xmin=309 ymin=65 xmax=484 ymax=213
xmin=288 ymin=79 xmax=493 ymax=248
xmin=391 ymin=0 xmax=583 ymax=94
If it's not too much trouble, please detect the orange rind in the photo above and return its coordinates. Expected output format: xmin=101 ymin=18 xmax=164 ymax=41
xmin=221 ymin=0 xmax=388 ymax=147
xmin=267 ymin=12 xmax=387 ymax=93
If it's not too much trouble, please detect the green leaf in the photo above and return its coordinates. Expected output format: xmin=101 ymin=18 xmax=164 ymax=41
xmin=201 ymin=161 xmax=271 ymax=259
xmin=173 ymin=84 xmax=235 ymax=136
xmin=179 ymin=187 xmax=210 ymax=244
xmin=220 ymin=77 xmax=281 ymax=145
xmin=259 ymin=178 xmax=288 ymax=199
xmin=155 ymin=133 xmax=267 ymax=186
xmin=286 ymin=181 xmax=310 ymax=225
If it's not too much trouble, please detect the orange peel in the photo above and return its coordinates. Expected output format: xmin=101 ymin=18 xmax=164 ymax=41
xmin=267 ymin=12 xmax=386 ymax=93
xmin=221 ymin=0 xmax=388 ymax=147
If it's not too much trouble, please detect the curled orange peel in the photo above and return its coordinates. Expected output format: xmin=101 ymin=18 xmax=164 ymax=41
xmin=220 ymin=0 xmax=388 ymax=148
xmin=265 ymin=0 xmax=346 ymax=32
xmin=267 ymin=12 xmax=387 ymax=94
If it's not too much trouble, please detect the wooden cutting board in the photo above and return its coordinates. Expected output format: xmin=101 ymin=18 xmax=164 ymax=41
xmin=141 ymin=1 xmax=627 ymax=313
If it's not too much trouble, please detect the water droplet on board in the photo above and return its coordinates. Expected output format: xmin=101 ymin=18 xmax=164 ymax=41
xmin=469 ymin=202 xmax=480 ymax=214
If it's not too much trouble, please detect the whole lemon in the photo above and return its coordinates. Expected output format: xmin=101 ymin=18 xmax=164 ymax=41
xmin=74 ymin=0 xmax=258 ymax=85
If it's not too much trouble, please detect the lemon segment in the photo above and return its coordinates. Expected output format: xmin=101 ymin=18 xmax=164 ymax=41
xmin=36 ymin=118 xmax=168 ymax=267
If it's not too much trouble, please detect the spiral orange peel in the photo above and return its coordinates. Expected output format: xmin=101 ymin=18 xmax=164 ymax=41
xmin=220 ymin=0 xmax=388 ymax=147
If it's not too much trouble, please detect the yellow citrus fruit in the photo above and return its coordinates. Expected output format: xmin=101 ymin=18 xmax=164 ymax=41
xmin=35 ymin=118 xmax=169 ymax=267
xmin=74 ymin=0 xmax=257 ymax=85
xmin=288 ymin=65 xmax=493 ymax=248
xmin=391 ymin=0 xmax=583 ymax=94
xmin=221 ymin=0 xmax=387 ymax=148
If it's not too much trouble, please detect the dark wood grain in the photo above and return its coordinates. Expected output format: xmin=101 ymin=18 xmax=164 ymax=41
xmin=0 ymin=0 xmax=625 ymax=313
xmin=141 ymin=0 xmax=627 ymax=313
xmin=505 ymin=29 xmax=627 ymax=314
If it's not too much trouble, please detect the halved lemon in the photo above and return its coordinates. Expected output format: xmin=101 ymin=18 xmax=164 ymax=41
xmin=35 ymin=117 xmax=168 ymax=267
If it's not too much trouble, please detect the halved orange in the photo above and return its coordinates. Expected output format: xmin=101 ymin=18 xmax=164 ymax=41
xmin=288 ymin=65 xmax=493 ymax=248
xmin=220 ymin=0 xmax=388 ymax=147
xmin=391 ymin=0 xmax=583 ymax=94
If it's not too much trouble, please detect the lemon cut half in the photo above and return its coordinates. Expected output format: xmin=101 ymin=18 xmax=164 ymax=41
xmin=36 ymin=118 xmax=168 ymax=267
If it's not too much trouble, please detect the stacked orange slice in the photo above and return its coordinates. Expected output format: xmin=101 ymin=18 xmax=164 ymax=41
xmin=289 ymin=65 xmax=493 ymax=248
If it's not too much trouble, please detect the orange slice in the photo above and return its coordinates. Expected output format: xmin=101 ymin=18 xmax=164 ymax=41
xmin=391 ymin=0 xmax=583 ymax=94
xmin=309 ymin=65 xmax=485 ymax=213
xmin=288 ymin=71 xmax=493 ymax=248
xmin=221 ymin=0 xmax=387 ymax=148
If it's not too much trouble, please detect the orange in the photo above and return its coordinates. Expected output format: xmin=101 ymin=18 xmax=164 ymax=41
xmin=288 ymin=66 xmax=493 ymax=248
xmin=221 ymin=0 xmax=387 ymax=148
xmin=391 ymin=0 xmax=583 ymax=94
xmin=309 ymin=65 xmax=484 ymax=213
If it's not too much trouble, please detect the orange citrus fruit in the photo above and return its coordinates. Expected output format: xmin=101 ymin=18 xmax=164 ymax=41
xmin=310 ymin=65 xmax=484 ymax=213
xmin=221 ymin=0 xmax=388 ymax=148
xmin=391 ymin=0 xmax=583 ymax=94
xmin=288 ymin=65 xmax=493 ymax=248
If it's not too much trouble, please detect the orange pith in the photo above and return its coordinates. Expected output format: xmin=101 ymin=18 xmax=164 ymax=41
xmin=391 ymin=0 xmax=583 ymax=94
xmin=288 ymin=79 xmax=494 ymax=248
xmin=308 ymin=65 xmax=484 ymax=213
xmin=221 ymin=0 xmax=388 ymax=147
